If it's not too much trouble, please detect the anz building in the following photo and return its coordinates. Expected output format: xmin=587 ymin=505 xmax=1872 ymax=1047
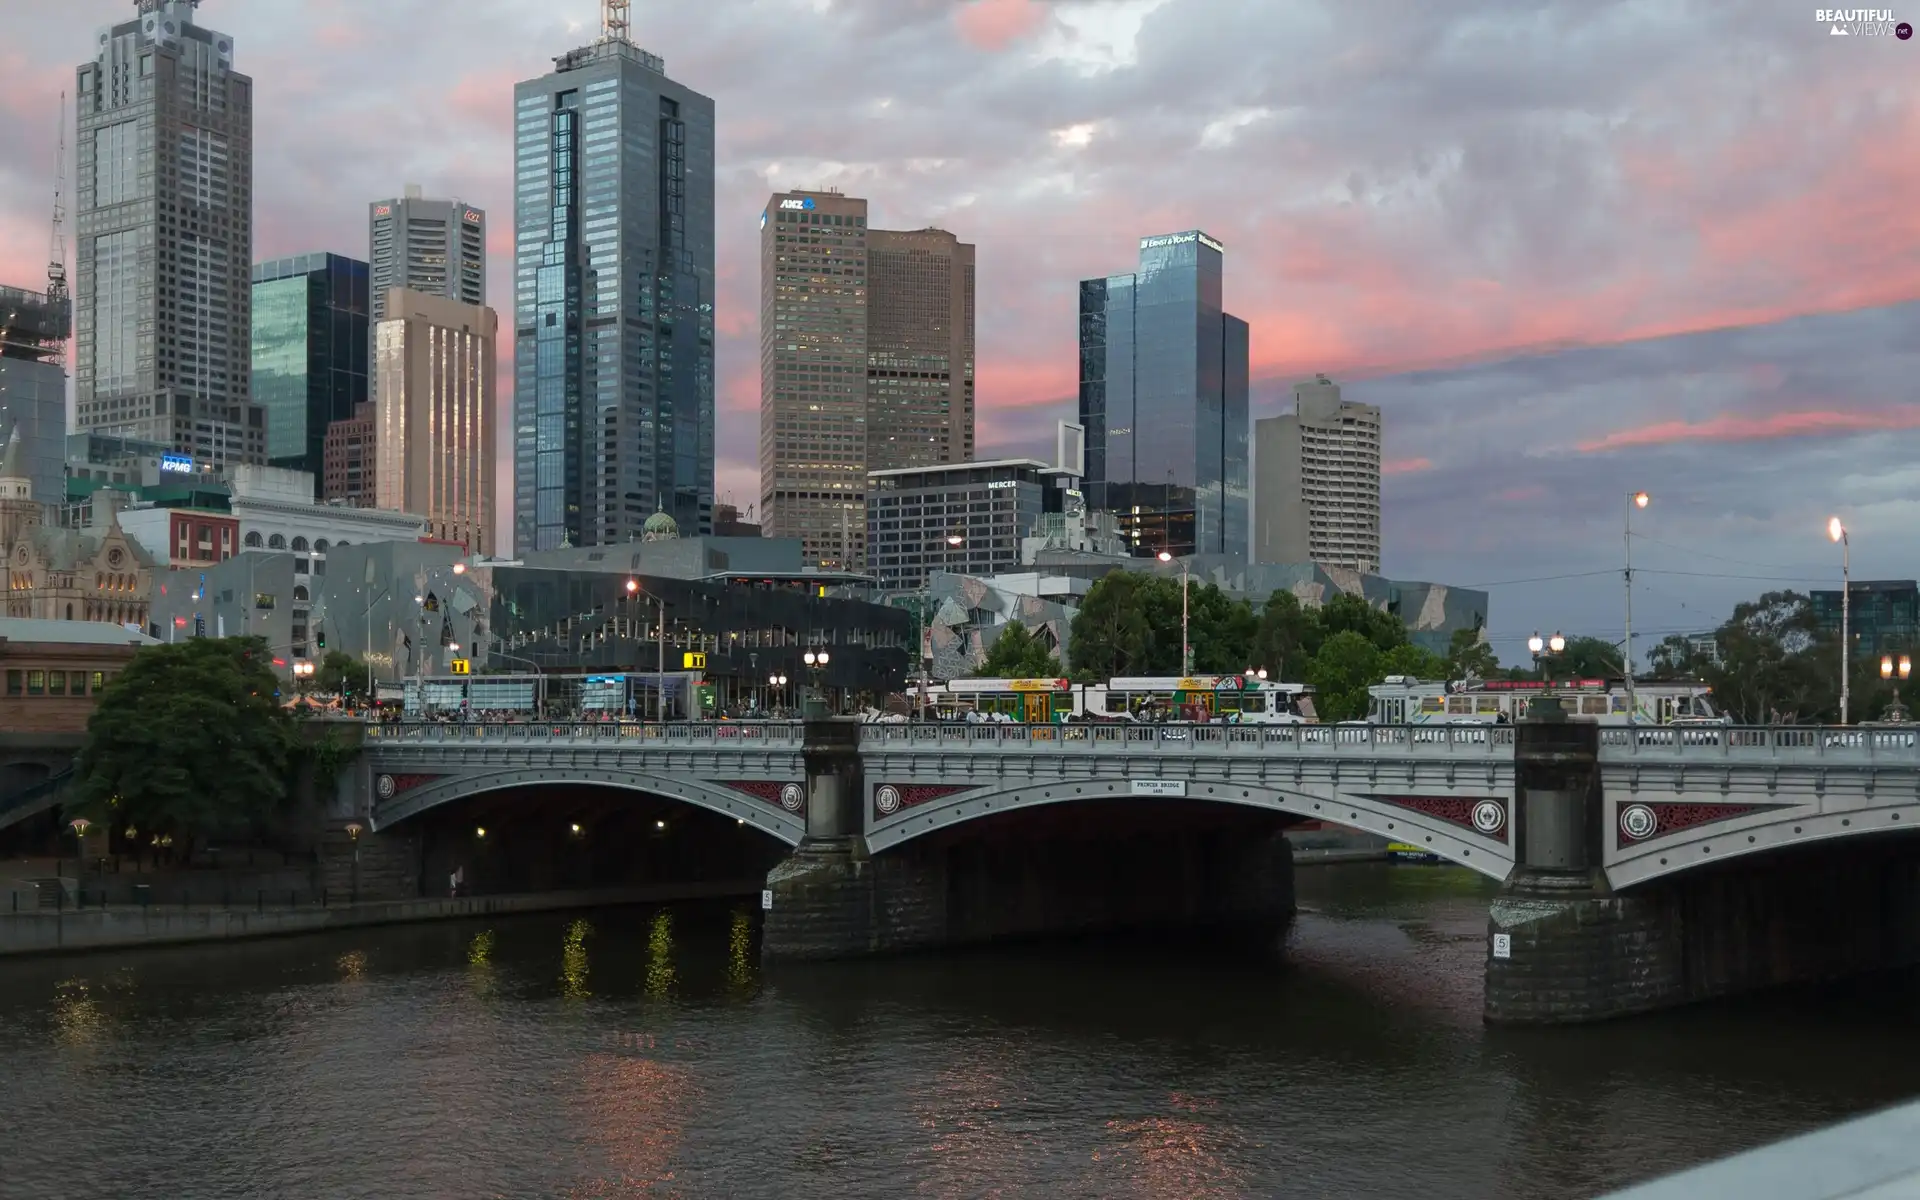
xmin=512 ymin=23 xmax=716 ymax=553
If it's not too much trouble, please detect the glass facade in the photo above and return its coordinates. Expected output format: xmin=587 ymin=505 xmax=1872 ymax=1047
xmin=249 ymin=253 xmax=369 ymax=490
xmin=866 ymin=460 xmax=1054 ymax=591
xmin=1811 ymin=582 xmax=1920 ymax=661
xmin=514 ymin=40 xmax=716 ymax=555
xmin=1078 ymin=231 xmax=1248 ymax=559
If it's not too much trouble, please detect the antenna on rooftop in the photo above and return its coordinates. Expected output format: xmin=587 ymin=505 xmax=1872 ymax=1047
xmin=601 ymin=0 xmax=630 ymax=42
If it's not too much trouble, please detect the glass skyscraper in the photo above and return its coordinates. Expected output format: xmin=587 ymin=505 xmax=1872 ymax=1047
xmin=513 ymin=29 xmax=715 ymax=554
xmin=1078 ymin=231 xmax=1249 ymax=559
xmin=250 ymin=253 xmax=370 ymax=489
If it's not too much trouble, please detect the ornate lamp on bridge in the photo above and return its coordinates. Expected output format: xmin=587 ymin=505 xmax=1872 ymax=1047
xmin=1527 ymin=631 xmax=1567 ymax=718
xmin=802 ymin=649 xmax=831 ymax=719
xmin=1882 ymin=654 xmax=1911 ymax=723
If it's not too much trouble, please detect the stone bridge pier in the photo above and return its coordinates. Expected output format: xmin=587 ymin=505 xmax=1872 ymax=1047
xmin=1486 ymin=709 xmax=1920 ymax=1024
xmin=761 ymin=720 xmax=1297 ymax=961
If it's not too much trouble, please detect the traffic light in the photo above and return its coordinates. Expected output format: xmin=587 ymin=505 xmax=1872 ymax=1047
xmin=315 ymin=627 xmax=326 ymax=649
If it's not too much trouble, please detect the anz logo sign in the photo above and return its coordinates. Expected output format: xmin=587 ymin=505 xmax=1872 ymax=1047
xmin=779 ymin=198 xmax=816 ymax=211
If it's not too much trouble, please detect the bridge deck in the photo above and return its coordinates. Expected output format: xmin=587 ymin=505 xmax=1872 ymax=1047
xmin=1596 ymin=1096 xmax=1920 ymax=1198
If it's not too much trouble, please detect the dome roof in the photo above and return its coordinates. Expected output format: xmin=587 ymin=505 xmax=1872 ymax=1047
xmin=641 ymin=508 xmax=680 ymax=541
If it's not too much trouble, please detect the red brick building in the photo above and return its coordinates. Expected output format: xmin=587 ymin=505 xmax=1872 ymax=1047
xmin=323 ymin=402 xmax=377 ymax=507
xmin=0 ymin=617 xmax=155 ymax=736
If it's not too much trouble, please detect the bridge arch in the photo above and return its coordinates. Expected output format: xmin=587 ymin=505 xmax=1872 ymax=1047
xmin=864 ymin=777 xmax=1515 ymax=880
xmin=373 ymin=767 xmax=807 ymax=845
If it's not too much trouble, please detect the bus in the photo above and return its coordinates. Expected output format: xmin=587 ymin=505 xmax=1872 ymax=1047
xmin=1081 ymin=676 xmax=1315 ymax=724
xmin=1365 ymin=676 xmax=1721 ymax=726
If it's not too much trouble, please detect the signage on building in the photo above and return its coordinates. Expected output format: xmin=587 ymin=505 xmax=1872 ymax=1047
xmin=759 ymin=210 xmax=767 ymax=229
xmin=778 ymin=198 xmax=816 ymax=211
xmin=683 ymin=651 xmax=706 ymax=670
xmin=463 ymin=210 xmax=481 ymax=223
xmin=373 ymin=205 xmax=390 ymax=217
xmin=1197 ymin=232 xmax=1225 ymax=253
xmin=1130 ymin=779 xmax=1187 ymax=797
xmin=160 ymin=453 xmax=194 ymax=474
xmin=1138 ymin=231 xmax=1225 ymax=254
xmin=986 ymin=480 xmax=1018 ymax=490
xmin=449 ymin=658 xmax=471 ymax=675
xmin=1008 ymin=679 xmax=1071 ymax=692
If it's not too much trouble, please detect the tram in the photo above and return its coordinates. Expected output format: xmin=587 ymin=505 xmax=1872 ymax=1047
xmin=920 ymin=675 xmax=1316 ymax=724
xmin=1365 ymin=675 xmax=1721 ymax=726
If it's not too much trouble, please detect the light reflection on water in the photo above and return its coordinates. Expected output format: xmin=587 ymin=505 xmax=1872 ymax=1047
xmin=1 ymin=867 xmax=1919 ymax=1199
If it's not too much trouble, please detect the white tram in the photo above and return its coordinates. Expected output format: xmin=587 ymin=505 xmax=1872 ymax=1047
xmin=917 ymin=675 xmax=1315 ymax=724
xmin=1365 ymin=676 xmax=1721 ymax=726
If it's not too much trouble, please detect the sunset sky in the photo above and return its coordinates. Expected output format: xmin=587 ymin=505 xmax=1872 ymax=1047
xmin=1 ymin=0 xmax=1915 ymax=662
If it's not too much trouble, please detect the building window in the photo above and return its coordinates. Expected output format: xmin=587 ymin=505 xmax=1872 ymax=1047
xmin=90 ymin=671 xmax=105 ymax=693
xmin=26 ymin=671 xmax=45 ymax=696
xmin=268 ymin=534 xmax=286 ymax=549
xmin=245 ymin=531 xmax=263 ymax=548
xmin=70 ymin=672 xmax=89 ymax=696
xmin=291 ymin=537 xmax=309 ymax=552
xmin=47 ymin=672 xmax=65 ymax=696
xmin=4 ymin=671 xmax=19 ymax=696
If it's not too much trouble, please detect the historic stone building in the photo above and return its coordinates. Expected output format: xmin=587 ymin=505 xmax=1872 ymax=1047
xmin=0 ymin=428 xmax=154 ymax=627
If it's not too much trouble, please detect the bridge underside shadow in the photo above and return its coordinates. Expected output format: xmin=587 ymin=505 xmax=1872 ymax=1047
xmin=378 ymin=785 xmax=789 ymax=902
xmin=762 ymin=799 xmax=1299 ymax=961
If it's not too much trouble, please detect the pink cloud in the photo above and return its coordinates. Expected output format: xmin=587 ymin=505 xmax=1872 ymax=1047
xmin=1382 ymin=457 xmax=1433 ymax=475
xmin=954 ymin=0 xmax=1047 ymax=52
xmin=1578 ymin=408 xmax=1920 ymax=453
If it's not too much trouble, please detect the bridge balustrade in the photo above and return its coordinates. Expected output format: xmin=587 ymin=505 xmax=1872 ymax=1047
xmin=855 ymin=722 xmax=1516 ymax=753
xmin=1598 ymin=725 xmax=1920 ymax=759
xmin=365 ymin=721 xmax=805 ymax=745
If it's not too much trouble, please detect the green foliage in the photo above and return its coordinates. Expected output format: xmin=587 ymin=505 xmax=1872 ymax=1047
xmin=1318 ymin=592 xmax=1407 ymax=654
xmin=974 ymin=623 xmax=1063 ymax=679
xmin=1445 ymin=627 xmax=1500 ymax=680
xmin=1068 ymin=573 xmax=1158 ymax=680
xmin=1249 ymin=590 xmax=1318 ymax=679
xmin=71 ymin=637 xmax=298 ymax=840
xmin=1548 ymin=636 xmax=1625 ymax=680
xmin=1379 ymin=642 xmax=1447 ymax=682
xmin=309 ymin=727 xmax=354 ymax=792
xmin=313 ymin=650 xmax=371 ymax=705
xmin=1305 ymin=631 xmax=1382 ymax=722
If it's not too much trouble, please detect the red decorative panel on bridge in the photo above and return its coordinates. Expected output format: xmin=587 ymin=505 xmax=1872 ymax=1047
xmin=374 ymin=773 xmax=443 ymax=801
xmin=873 ymin=783 xmax=977 ymax=819
xmin=1368 ymin=795 xmax=1510 ymax=843
xmin=1614 ymin=801 xmax=1786 ymax=848
xmin=721 ymin=780 xmax=808 ymax=815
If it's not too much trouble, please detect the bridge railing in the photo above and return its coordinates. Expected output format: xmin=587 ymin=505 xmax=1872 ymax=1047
xmin=1599 ymin=725 xmax=1920 ymax=759
xmin=365 ymin=721 xmax=805 ymax=745
xmin=857 ymin=722 xmax=1517 ymax=752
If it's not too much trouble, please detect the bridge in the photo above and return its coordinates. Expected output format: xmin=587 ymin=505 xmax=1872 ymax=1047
xmin=349 ymin=716 xmax=1920 ymax=1025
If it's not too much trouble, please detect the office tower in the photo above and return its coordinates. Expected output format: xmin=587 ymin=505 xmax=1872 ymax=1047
xmin=250 ymin=253 xmax=369 ymax=491
xmin=321 ymin=400 xmax=375 ymax=506
xmin=1255 ymin=374 xmax=1382 ymax=572
xmin=866 ymin=227 xmax=975 ymax=470
xmin=73 ymin=1 xmax=266 ymax=468
xmin=759 ymin=189 xmax=868 ymax=569
xmin=513 ymin=17 xmax=715 ymax=553
xmin=369 ymin=188 xmax=487 ymax=320
xmin=0 ymin=283 xmax=71 ymax=505
xmin=1078 ymin=230 xmax=1248 ymax=560
xmin=375 ymin=289 xmax=496 ymax=555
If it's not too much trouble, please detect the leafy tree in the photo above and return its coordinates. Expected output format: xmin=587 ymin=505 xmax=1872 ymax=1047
xmin=1305 ymin=630 xmax=1382 ymax=723
xmin=1319 ymin=592 xmax=1406 ymax=654
xmin=1250 ymin=590 xmax=1321 ymax=681
xmin=974 ymin=623 xmax=1063 ymax=679
xmin=1646 ymin=634 xmax=1710 ymax=679
xmin=312 ymin=650 xmax=371 ymax=705
xmin=70 ymin=637 xmax=298 ymax=844
xmin=1548 ymin=635 xmax=1625 ymax=681
xmin=1186 ymin=585 xmax=1257 ymax=674
xmin=1445 ymin=627 xmax=1500 ymax=680
xmin=1068 ymin=572 xmax=1155 ymax=681
xmin=1379 ymin=642 xmax=1447 ymax=683
xmin=1701 ymin=591 xmax=1827 ymax=724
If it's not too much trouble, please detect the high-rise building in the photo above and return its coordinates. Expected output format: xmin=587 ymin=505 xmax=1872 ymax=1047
xmin=250 ymin=253 xmax=369 ymax=491
xmin=1254 ymin=374 xmax=1382 ymax=573
xmin=375 ymin=289 xmax=497 ymax=556
xmin=759 ymin=190 xmax=868 ymax=569
xmin=1078 ymin=230 xmax=1248 ymax=560
xmin=321 ymin=401 xmax=376 ymax=507
xmin=867 ymin=227 xmax=975 ymax=470
xmin=0 ymin=283 xmax=71 ymax=506
xmin=73 ymin=1 xmax=265 ymax=468
xmin=759 ymin=194 xmax=976 ymax=570
xmin=513 ymin=21 xmax=715 ymax=554
xmin=369 ymin=187 xmax=487 ymax=320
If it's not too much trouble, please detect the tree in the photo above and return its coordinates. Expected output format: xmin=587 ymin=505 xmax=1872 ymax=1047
xmin=1445 ymin=627 xmax=1500 ymax=680
xmin=1703 ymin=591 xmax=1827 ymax=724
xmin=70 ymin=637 xmax=298 ymax=843
xmin=1068 ymin=572 xmax=1155 ymax=681
xmin=974 ymin=622 xmax=1063 ymax=679
xmin=1646 ymin=634 xmax=1711 ymax=679
xmin=1249 ymin=590 xmax=1321 ymax=681
xmin=312 ymin=650 xmax=371 ymax=705
xmin=1186 ymin=584 xmax=1257 ymax=674
xmin=1550 ymin=636 xmax=1626 ymax=681
xmin=1305 ymin=630 xmax=1382 ymax=723
xmin=1319 ymin=592 xmax=1406 ymax=654
xmin=1379 ymin=642 xmax=1447 ymax=683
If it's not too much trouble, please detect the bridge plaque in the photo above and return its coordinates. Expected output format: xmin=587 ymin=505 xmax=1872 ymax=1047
xmin=1130 ymin=780 xmax=1187 ymax=797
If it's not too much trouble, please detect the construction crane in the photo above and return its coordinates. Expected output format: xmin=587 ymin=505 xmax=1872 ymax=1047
xmin=602 ymin=0 xmax=629 ymax=42
xmin=46 ymin=90 xmax=69 ymax=365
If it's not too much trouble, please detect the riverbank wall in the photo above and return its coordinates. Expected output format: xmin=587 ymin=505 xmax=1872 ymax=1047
xmin=0 ymin=879 xmax=762 ymax=958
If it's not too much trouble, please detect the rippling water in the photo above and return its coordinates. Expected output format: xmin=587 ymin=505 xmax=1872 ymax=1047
xmin=4 ymin=863 xmax=1920 ymax=1199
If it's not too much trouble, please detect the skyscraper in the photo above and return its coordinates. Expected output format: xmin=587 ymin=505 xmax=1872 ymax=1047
xmin=1078 ymin=231 xmax=1249 ymax=559
xmin=250 ymin=252 xmax=369 ymax=489
xmin=73 ymin=0 xmax=265 ymax=468
xmin=0 ymin=283 xmax=70 ymax=506
xmin=1254 ymin=374 xmax=1382 ymax=573
xmin=512 ymin=17 xmax=715 ymax=553
xmin=759 ymin=193 xmax=975 ymax=570
xmin=368 ymin=187 xmax=486 ymax=321
xmin=759 ymin=189 xmax=869 ymax=570
xmin=374 ymin=290 xmax=496 ymax=555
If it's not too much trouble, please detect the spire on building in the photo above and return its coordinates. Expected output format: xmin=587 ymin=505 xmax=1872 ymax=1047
xmin=0 ymin=426 xmax=31 ymax=502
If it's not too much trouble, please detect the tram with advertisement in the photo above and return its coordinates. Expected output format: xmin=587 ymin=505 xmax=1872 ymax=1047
xmin=1365 ymin=675 xmax=1721 ymax=726
xmin=922 ymin=674 xmax=1316 ymax=724
xmin=926 ymin=677 xmax=1078 ymax=723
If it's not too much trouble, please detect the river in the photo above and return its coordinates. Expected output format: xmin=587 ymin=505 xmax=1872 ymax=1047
xmin=3 ymin=862 xmax=1918 ymax=1199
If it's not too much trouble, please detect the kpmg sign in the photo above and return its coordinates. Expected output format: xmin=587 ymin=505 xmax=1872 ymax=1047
xmin=778 ymin=197 xmax=816 ymax=211
xmin=159 ymin=453 xmax=194 ymax=474
xmin=1139 ymin=231 xmax=1226 ymax=254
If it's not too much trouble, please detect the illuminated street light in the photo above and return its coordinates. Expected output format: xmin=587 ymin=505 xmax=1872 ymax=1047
xmin=1830 ymin=517 xmax=1851 ymax=725
xmin=655 ymin=819 xmax=667 ymax=830
xmin=1156 ymin=551 xmax=1191 ymax=674
xmin=475 ymin=826 xmax=487 ymax=839
xmin=625 ymin=578 xmax=639 ymax=595
xmin=452 ymin=562 xmax=467 ymax=575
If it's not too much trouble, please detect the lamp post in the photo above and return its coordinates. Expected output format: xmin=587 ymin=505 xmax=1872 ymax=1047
xmin=68 ymin=817 xmax=91 ymax=891
xmin=1830 ymin=517 xmax=1850 ymax=726
xmin=1624 ymin=491 xmax=1648 ymax=724
xmin=291 ymin=659 xmax=315 ymax=695
xmin=344 ymin=821 xmax=362 ymax=905
xmin=1527 ymin=630 xmax=1567 ymax=678
xmin=769 ymin=672 xmax=788 ymax=713
xmin=1882 ymin=654 xmax=1912 ymax=723
xmin=361 ymin=582 xmax=392 ymax=711
xmin=627 ymin=578 xmax=667 ymax=722
xmin=1157 ymin=550 xmax=1191 ymax=675
xmin=802 ymin=648 xmax=831 ymax=718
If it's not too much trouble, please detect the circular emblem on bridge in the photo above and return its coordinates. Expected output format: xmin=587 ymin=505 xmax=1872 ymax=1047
xmin=875 ymin=785 xmax=902 ymax=815
xmin=1620 ymin=803 xmax=1658 ymax=841
xmin=779 ymin=783 xmax=805 ymax=812
xmin=1471 ymin=800 xmax=1506 ymax=836
xmin=375 ymin=774 xmax=396 ymax=800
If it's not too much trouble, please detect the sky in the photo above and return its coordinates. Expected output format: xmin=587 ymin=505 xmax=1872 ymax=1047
xmin=0 ymin=0 xmax=1916 ymax=664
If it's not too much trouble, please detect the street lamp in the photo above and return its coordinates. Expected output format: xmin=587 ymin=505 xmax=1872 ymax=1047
xmin=625 ymin=578 xmax=667 ymax=722
xmin=1624 ymin=491 xmax=1649 ymax=724
xmin=803 ymin=649 xmax=830 ymax=716
xmin=1157 ymin=550 xmax=1191 ymax=675
xmin=1830 ymin=517 xmax=1850 ymax=726
xmin=769 ymin=672 xmax=788 ymax=711
xmin=69 ymin=817 xmax=91 ymax=888
xmin=1244 ymin=667 xmax=1268 ymax=680
xmin=1527 ymin=630 xmax=1566 ymax=676
xmin=344 ymin=821 xmax=362 ymax=904
xmin=1883 ymin=654 xmax=1912 ymax=722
